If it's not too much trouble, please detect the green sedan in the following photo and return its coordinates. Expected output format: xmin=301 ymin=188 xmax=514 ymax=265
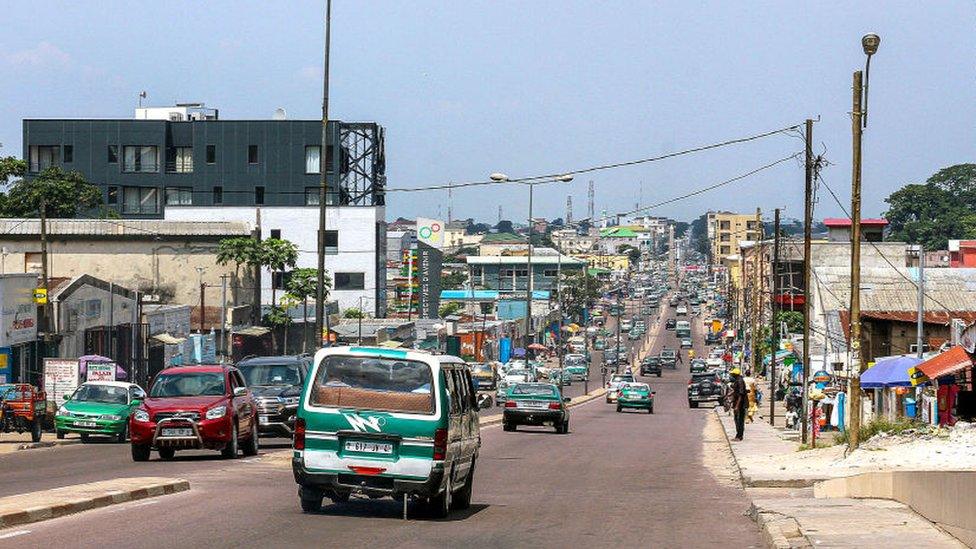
xmin=616 ymin=383 xmax=655 ymax=414
xmin=55 ymin=381 xmax=146 ymax=442
xmin=593 ymin=339 xmax=607 ymax=351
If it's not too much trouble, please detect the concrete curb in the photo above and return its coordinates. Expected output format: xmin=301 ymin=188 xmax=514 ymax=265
xmin=0 ymin=477 xmax=190 ymax=529
xmin=480 ymin=387 xmax=607 ymax=426
xmin=712 ymin=408 xmax=745 ymax=489
xmin=16 ymin=439 xmax=83 ymax=451
xmin=749 ymin=503 xmax=810 ymax=549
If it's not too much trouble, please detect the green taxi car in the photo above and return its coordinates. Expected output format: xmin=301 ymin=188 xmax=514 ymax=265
xmin=616 ymin=383 xmax=655 ymax=414
xmin=55 ymin=381 xmax=146 ymax=442
xmin=593 ymin=339 xmax=606 ymax=351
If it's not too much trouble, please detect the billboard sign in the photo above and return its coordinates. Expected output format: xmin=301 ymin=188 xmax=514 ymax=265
xmin=417 ymin=242 xmax=442 ymax=319
xmin=416 ymin=217 xmax=445 ymax=249
xmin=44 ymin=358 xmax=80 ymax=407
xmin=87 ymin=362 xmax=117 ymax=382
xmin=0 ymin=274 xmax=39 ymax=347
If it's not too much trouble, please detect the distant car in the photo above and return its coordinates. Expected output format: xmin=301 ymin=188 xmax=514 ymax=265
xmin=620 ymin=320 xmax=633 ymax=332
xmin=680 ymin=338 xmax=693 ymax=349
xmin=676 ymin=306 xmax=688 ymax=316
xmin=640 ymin=356 xmax=662 ymax=377
xmin=130 ymin=364 xmax=259 ymax=461
xmin=55 ymin=381 xmax=146 ymax=443
xmin=236 ymin=355 xmax=309 ymax=438
xmin=665 ymin=319 xmax=677 ymax=330
xmin=628 ymin=331 xmax=642 ymax=341
xmin=605 ymin=373 xmax=636 ymax=402
xmin=690 ymin=359 xmax=708 ymax=374
xmin=688 ymin=372 xmax=725 ymax=408
xmin=705 ymin=332 xmax=721 ymax=345
xmin=470 ymin=362 xmax=499 ymax=391
xmin=504 ymin=369 xmax=533 ymax=384
xmin=616 ymin=383 xmax=655 ymax=414
xmin=593 ymin=339 xmax=607 ymax=351
xmin=659 ymin=349 xmax=677 ymax=369
xmin=503 ymin=383 xmax=570 ymax=433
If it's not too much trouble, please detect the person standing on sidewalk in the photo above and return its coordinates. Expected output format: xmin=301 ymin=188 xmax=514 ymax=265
xmin=730 ymin=368 xmax=748 ymax=441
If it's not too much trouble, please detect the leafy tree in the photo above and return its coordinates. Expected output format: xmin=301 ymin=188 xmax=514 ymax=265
xmin=672 ymin=221 xmax=689 ymax=238
xmin=775 ymin=310 xmax=804 ymax=334
xmin=0 ymin=156 xmax=26 ymax=183
xmin=441 ymin=271 xmax=467 ymax=290
xmin=438 ymin=301 xmax=462 ymax=318
xmin=885 ymin=164 xmax=976 ymax=250
xmin=559 ymin=271 xmax=602 ymax=320
xmin=466 ymin=222 xmax=491 ymax=235
xmin=690 ymin=213 xmax=709 ymax=257
xmin=216 ymin=237 xmax=261 ymax=304
xmin=343 ymin=308 xmax=365 ymax=319
xmin=263 ymin=303 xmax=293 ymax=354
xmin=495 ymin=219 xmax=514 ymax=233
xmin=285 ymin=267 xmax=328 ymax=353
xmin=616 ymin=244 xmax=641 ymax=264
xmin=1 ymin=167 xmax=101 ymax=217
xmin=260 ymin=238 xmax=299 ymax=305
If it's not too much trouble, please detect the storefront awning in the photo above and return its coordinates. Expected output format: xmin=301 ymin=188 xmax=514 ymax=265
xmin=150 ymin=332 xmax=186 ymax=345
xmin=918 ymin=346 xmax=974 ymax=380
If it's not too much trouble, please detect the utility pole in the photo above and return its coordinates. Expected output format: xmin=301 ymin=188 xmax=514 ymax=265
xmin=916 ymin=247 xmax=925 ymax=358
xmin=751 ymin=208 xmax=762 ymax=375
xmin=801 ymin=118 xmax=814 ymax=443
xmin=252 ymin=209 xmax=262 ymax=325
xmin=199 ymin=282 xmax=206 ymax=334
xmin=315 ymin=0 xmax=333 ymax=348
xmin=39 ymin=196 xmax=52 ymax=347
xmin=848 ymin=70 xmax=865 ymax=451
xmin=524 ymin=182 xmax=535 ymax=354
xmin=770 ymin=208 xmax=781 ymax=426
xmin=220 ymin=274 xmax=230 ymax=359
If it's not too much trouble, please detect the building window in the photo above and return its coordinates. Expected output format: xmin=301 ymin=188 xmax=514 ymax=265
xmin=63 ymin=145 xmax=73 ymax=163
xmin=720 ymin=234 xmax=730 ymax=242
xmin=206 ymin=145 xmax=216 ymax=164
xmin=543 ymin=269 xmax=558 ymax=277
xmin=324 ymin=230 xmax=338 ymax=255
xmin=107 ymin=186 xmax=118 ymax=205
xmin=720 ymin=221 xmax=731 ymax=230
xmin=720 ymin=246 xmax=731 ymax=255
xmin=122 ymin=186 xmax=159 ymax=214
xmin=248 ymin=145 xmax=258 ymax=164
xmin=255 ymin=186 xmax=265 ymax=205
xmin=305 ymin=187 xmax=321 ymax=206
xmin=122 ymin=146 xmax=159 ymax=173
xmin=305 ymin=146 xmax=320 ymax=174
xmin=272 ymin=271 xmax=285 ymax=290
xmin=165 ymin=187 xmax=193 ymax=206
xmin=500 ymin=269 xmax=514 ymax=278
xmin=471 ymin=266 xmax=482 ymax=277
xmin=107 ymin=145 xmax=119 ymax=164
xmin=326 ymin=145 xmax=335 ymax=173
xmin=28 ymin=145 xmax=59 ymax=172
xmin=165 ymin=147 xmax=193 ymax=173
xmin=270 ymin=229 xmax=281 ymax=239
xmin=334 ymin=272 xmax=365 ymax=290
xmin=515 ymin=269 xmax=528 ymax=277
xmin=213 ymin=186 xmax=223 ymax=205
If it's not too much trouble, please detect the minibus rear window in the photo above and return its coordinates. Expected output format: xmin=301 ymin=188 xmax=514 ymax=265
xmin=310 ymin=356 xmax=434 ymax=414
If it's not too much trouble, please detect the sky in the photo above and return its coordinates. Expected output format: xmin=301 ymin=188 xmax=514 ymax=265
xmin=1 ymin=1 xmax=973 ymax=225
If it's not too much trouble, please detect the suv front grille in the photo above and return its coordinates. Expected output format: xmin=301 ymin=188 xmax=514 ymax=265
xmin=255 ymin=397 xmax=283 ymax=414
xmin=154 ymin=411 xmax=201 ymax=422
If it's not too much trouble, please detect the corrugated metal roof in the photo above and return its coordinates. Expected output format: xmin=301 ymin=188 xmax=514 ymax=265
xmin=0 ymin=218 xmax=251 ymax=237
xmin=813 ymin=266 xmax=976 ymax=313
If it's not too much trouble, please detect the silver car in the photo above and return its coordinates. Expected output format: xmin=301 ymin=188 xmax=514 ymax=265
xmin=605 ymin=373 xmax=636 ymax=403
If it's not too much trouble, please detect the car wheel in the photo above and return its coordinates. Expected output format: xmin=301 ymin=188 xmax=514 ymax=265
xmin=616 ymin=405 xmax=622 ymax=413
xmin=56 ymin=429 xmax=65 ymax=440
xmin=428 ymin=469 xmax=453 ymax=518
xmin=243 ymin=420 xmax=259 ymax=457
xmin=221 ymin=423 xmax=239 ymax=459
xmin=503 ymin=422 xmax=515 ymax=432
xmin=649 ymin=405 xmax=654 ymax=414
xmin=328 ymin=490 xmax=351 ymax=503
xmin=80 ymin=433 xmax=90 ymax=443
xmin=299 ymin=486 xmax=323 ymax=513
xmin=117 ymin=423 xmax=129 ymax=443
xmin=158 ymin=447 xmax=176 ymax=460
xmin=131 ymin=444 xmax=151 ymax=462
xmin=689 ymin=400 xmax=698 ymax=408
xmin=452 ymin=458 xmax=475 ymax=510
xmin=657 ymin=372 xmax=662 ymax=378
xmin=560 ymin=420 xmax=570 ymax=434
xmin=31 ymin=417 xmax=42 ymax=442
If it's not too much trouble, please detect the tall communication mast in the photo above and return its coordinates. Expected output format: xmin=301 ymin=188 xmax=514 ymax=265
xmin=566 ymin=196 xmax=573 ymax=225
xmin=587 ymin=180 xmax=595 ymax=219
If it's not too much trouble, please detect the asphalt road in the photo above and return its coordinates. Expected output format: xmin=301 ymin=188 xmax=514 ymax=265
xmin=0 ymin=297 xmax=760 ymax=548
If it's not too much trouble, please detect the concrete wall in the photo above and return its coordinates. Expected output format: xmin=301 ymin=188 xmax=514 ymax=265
xmin=165 ymin=205 xmax=386 ymax=315
xmin=2 ymin=239 xmax=242 ymax=308
xmin=815 ymin=470 xmax=976 ymax=547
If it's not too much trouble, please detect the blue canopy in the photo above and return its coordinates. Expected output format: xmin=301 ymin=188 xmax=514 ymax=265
xmin=861 ymin=356 xmax=924 ymax=388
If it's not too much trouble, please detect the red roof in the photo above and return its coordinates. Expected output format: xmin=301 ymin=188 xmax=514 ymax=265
xmin=823 ymin=218 xmax=889 ymax=227
xmin=918 ymin=346 xmax=974 ymax=379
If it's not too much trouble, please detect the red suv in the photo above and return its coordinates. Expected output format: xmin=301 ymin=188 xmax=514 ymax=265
xmin=129 ymin=365 xmax=259 ymax=461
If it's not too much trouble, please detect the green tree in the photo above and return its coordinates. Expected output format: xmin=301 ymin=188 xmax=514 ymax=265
xmin=559 ymin=271 xmax=602 ymax=320
xmin=438 ymin=301 xmax=462 ymax=318
xmin=885 ymin=163 xmax=976 ymax=250
xmin=616 ymin=244 xmax=641 ymax=264
xmin=260 ymin=238 xmax=299 ymax=305
xmin=0 ymin=156 xmax=27 ymax=183
xmin=441 ymin=271 xmax=467 ymax=290
xmin=690 ymin=214 xmax=709 ymax=257
xmin=216 ymin=237 xmax=261 ymax=304
xmin=1 ymin=167 xmax=101 ymax=217
xmin=263 ymin=303 xmax=293 ymax=354
xmin=343 ymin=308 xmax=365 ymax=319
xmin=285 ymin=267 xmax=328 ymax=353
xmin=775 ymin=310 xmax=804 ymax=334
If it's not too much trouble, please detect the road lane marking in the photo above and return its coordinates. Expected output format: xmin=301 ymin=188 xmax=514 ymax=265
xmin=0 ymin=530 xmax=31 ymax=540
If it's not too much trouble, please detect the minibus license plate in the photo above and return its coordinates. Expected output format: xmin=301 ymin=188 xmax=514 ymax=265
xmin=345 ymin=441 xmax=393 ymax=454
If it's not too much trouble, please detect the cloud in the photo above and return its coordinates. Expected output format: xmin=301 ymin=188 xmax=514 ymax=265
xmin=5 ymin=41 xmax=71 ymax=66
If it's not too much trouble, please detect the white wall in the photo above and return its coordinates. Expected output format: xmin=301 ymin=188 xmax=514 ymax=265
xmin=165 ymin=206 xmax=385 ymax=315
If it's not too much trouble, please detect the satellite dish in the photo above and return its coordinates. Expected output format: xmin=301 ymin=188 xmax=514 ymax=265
xmin=273 ymin=107 xmax=287 ymax=120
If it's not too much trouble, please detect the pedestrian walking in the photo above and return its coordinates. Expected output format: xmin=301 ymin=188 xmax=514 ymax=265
xmin=730 ymin=368 xmax=747 ymax=441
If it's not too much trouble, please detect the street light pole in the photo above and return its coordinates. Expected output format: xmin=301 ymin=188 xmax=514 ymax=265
xmin=315 ymin=0 xmax=333 ymax=348
xmin=848 ymin=33 xmax=879 ymax=451
xmin=524 ymin=181 xmax=535 ymax=356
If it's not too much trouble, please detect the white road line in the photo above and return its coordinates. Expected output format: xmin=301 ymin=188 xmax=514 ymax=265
xmin=0 ymin=530 xmax=31 ymax=540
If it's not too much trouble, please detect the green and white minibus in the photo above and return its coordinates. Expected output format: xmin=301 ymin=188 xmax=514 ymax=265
xmin=292 ymin=346 xmax=485 ymax=517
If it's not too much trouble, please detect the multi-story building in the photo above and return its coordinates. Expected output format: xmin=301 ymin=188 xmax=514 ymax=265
xmin=22 ymin=104 xmax=387 ymax=314
xmin=466 ymin=249 xmax=585 ymax=294
xmin=707 ymin=211 xmax=761 ymax=264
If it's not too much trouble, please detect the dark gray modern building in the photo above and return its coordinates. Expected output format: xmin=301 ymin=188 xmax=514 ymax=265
xmin=22 ymin=104 xmax=388 ymax=315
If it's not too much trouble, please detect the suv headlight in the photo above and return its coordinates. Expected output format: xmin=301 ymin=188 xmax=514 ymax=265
xmin=279 ymin=396 xmax=299 ymax=406
xmin=205 ymin=405 xmax=227 ymax=420
xmin=134 ymin=410 xmax=150 ymax=422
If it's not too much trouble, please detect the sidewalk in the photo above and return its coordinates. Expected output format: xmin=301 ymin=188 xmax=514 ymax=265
xmin=0 ymin=432 xmax=82 ymax=454
xmin=717 ymin=410 xmax=966 ymax=548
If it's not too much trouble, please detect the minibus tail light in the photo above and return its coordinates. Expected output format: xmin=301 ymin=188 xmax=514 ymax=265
xmin=433 ymin=428 xmax=448 ymax=460
xmin=294 ymin=418 xmax=306 ymax=450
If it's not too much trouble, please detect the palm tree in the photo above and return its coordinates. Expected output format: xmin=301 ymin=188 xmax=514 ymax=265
xmin=260 ymin=238 xmax=299 ymax=306
xmin=286 ymin=268 xmax=328 ymax=352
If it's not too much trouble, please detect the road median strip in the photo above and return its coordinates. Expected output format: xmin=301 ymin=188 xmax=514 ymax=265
xmin=0 ymin=477 xmax=189 ymax=529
